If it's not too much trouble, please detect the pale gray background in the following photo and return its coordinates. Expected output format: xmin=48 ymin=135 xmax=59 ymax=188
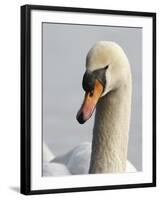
xmin=43 ymin=23 xmax=142 ymax=171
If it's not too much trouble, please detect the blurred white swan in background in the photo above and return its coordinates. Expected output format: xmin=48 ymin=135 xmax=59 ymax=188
xmin=43 ymin=41 xmax=137 ymax=176
xmin=43 ymin=141 xmax=55 ymax=162
xmin=43 ymin=142 xmax=71 ymax=176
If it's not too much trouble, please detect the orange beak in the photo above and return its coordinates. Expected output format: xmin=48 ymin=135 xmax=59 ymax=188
xmin=76 ymin=80 xmax=104 ymax=124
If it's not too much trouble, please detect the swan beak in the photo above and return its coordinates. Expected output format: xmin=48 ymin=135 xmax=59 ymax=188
xmin=76 ymin=80 xmax=103 ymax=124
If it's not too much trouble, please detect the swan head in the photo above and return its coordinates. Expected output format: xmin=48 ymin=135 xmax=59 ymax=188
xmin=77 ymin=41 xmax=131 ymax=124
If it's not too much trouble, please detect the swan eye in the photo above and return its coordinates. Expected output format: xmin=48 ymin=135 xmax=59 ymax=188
xmin=104 ymin=65 xmax=109 ymax=70
xmin=82 ymin=67 xmax=107 ymax=93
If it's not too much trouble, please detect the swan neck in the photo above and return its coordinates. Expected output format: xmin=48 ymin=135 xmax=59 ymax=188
xmin=89 ymin=85 xmax=132 ymax=173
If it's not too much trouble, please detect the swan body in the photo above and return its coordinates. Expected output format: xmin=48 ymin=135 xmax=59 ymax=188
xmin=52 ymin=142 xmax=91 ymax=174
xmin=43 ymin=162 xmax=71 ymax=176
xmin=43 ymin=142 xmax=55 ymax=162
xmin=51 ymin=142 xmax=136 ymax=174
xmin=43 ymin=41 xmax=137 ymax=176
xmin=43 ymin=142 xmax=136 ymax=176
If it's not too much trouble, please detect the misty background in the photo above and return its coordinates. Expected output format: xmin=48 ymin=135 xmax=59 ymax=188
xmin=42 ymin=23 xmax=142 ymax=171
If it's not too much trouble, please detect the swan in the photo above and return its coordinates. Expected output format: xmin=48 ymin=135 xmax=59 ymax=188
xmin=43 ymin=162 xmax=71 ymax=176
xmin=53 ymin=142 xmax=91 ymax=174
xmin=43 ymin=141 xmax=55 ymax=162
xmin=43 ymin=41 xmax=137 ymax=176
xmin=43 ymin=142 xmax=71 ymax=176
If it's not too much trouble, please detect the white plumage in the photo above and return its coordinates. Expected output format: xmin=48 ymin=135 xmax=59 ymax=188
xmin=43 ymin=142 xmax=55 ymax=162
xmin=44 ymin=142 xmax=136 ymax=175
xmin=43 ymin=162 xmax=71 ymax=176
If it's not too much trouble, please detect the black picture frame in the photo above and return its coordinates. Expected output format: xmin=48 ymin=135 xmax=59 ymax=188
xmin=20 ymin=4 xmax=156 ymax=195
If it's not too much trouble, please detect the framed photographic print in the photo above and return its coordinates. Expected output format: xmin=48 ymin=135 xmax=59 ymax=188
xmin=20 ymin=4 xmax=156 ymax=195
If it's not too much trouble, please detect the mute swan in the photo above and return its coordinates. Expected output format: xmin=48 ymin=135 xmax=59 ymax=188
xmin=43 ymin=162 xmax=71 ymax=176
xmin=43 ymin=142 xmax=71 ymax=176
xmin=53 ymin=142 xmax=91 ymax=174
xmin=43 ymin=141 xmax=55 ymax=162
xmin=44 ymin=41 xmax=137 ymax=176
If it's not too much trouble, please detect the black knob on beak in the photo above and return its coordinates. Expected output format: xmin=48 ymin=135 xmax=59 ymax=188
xmin=82 ymin=71 xmax=95 ymax=92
